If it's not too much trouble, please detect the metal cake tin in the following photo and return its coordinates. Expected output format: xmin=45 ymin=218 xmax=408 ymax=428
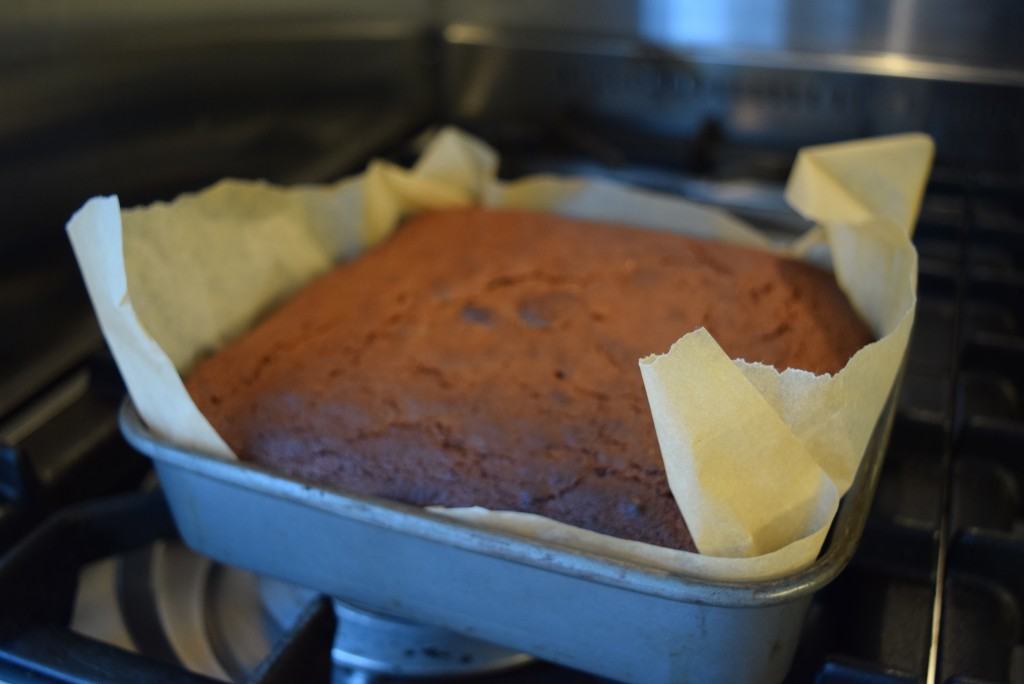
xmin=120 ymin=375 xmax=899 ymax=683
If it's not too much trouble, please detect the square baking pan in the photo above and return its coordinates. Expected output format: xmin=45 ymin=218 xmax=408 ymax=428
xmin=118 ymin=365 xmax=900 ymax=684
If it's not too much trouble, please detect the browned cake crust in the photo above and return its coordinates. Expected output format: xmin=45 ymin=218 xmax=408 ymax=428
xmin=186 ymin=209 xmax=874 ymax=552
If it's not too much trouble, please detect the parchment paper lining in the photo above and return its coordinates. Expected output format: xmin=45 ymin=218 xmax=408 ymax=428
xmin=67 ymin=128 xmax=933 ymax=581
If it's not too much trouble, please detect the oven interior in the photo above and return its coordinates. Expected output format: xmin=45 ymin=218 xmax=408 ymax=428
xmin=1 ymin=2 xmax=1023 ymax=682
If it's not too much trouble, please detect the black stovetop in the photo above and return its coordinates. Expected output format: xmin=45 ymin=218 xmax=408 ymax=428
xmin=1 ymin=129 xmax=1022 ymax=683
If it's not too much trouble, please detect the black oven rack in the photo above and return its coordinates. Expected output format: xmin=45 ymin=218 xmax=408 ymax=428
xmin=0 ymin=487 xmax=338 ymax=684
xmin=0 ymin=353 xmax=148 ymax=552
xmin=783 ymin=183 xmax=1024 ymax=684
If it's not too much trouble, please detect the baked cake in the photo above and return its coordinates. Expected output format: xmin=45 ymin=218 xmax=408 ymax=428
xmin=186 ymin=209 xmax=873 ymax=551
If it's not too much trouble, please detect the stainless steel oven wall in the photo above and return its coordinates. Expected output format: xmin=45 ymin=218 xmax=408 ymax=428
xmin=0 ymin=0 xmax=436 ymax=417
xmin=0 ymin=0 xmax=435 ymax=254
xmin=439 ymin=0 xmax=1024 ymax=176
xmin=4 ymin=0 xmax=1022 ymax=232
xmin=439 ymin=0 xmax=1024 ymax=73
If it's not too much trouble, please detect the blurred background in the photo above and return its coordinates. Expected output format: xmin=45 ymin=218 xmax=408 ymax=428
xmin=1 ymin=2 xmax=1023 ymax=683
xmin=2 ymin=0 xmax=1023 ymax=416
